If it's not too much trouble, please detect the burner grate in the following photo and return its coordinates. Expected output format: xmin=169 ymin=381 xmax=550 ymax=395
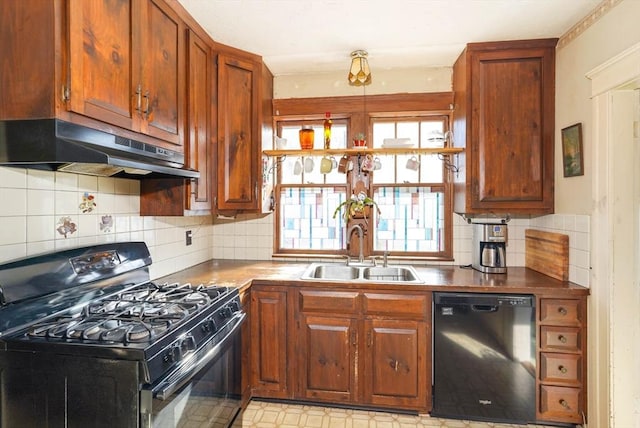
xmin=25 ymin=282 xmax=231 ymax=345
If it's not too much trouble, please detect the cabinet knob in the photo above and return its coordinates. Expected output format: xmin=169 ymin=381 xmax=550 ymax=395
xmin=558 ymin=365 xmax=568 ymax=374
xmin=558 ymin=334 xmax=567 ymax=343
xmin=559 ymin=399 xmax=570 ymax=409
xmin=558 ymin=306 xmax=568 ymax=316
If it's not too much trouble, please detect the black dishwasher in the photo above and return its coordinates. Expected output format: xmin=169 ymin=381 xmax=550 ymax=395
xmin=432 ymin=292 xmax=536 ymax=424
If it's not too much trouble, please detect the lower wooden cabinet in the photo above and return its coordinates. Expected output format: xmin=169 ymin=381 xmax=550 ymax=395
xmin=363 ymin=318 xmax=429 ymax=409
xmin=248 ymin=283 xmax=586 ymax=425
xmin=537 ymin=296 xmax=587 ymax=424
xmin=249 ymin=285 xmax=290 ymax=398
xmin=295 ymin=287 xmax=431 ymax=412
xmin=297 ymin=314 xmax=358 ymax=402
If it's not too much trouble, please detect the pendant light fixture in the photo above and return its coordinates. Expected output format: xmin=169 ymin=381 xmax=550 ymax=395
xmin=348 ymin=50 xmax=371 ymax=86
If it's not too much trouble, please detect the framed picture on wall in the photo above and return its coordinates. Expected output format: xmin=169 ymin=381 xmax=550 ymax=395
xmin=561 ymin=123 xmax=584 ymax=177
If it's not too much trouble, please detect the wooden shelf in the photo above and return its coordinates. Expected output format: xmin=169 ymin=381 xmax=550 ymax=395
xmin=263 ymin=147 xmax=464 ymax=157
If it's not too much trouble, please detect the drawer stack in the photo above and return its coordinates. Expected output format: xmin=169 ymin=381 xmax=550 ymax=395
xmin=537 ymin=297 xmax=587 ymax=424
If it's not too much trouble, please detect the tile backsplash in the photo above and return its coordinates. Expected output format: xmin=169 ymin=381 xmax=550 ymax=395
xmin=451 ymin=214 xmax=590 ymax=286
xmin=0 ymin=166 xmax=590 ymax=287
xmin=0 ymin=167 xmax=214 ymax=279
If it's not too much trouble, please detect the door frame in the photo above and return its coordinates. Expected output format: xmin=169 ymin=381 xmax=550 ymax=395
xmin=587 ymin=42 xmax=640 ymax=427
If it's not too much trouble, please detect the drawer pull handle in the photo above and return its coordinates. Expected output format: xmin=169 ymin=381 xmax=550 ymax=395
xmin=558 ymin=335 xmax=567 ymax=343
xmin=558 ymin=365 xmax=568 ymax=374
xmin=558 ymin=307 xmax=568 ymax=316
xmin=559 ymin=399 xmax=570 ymax=409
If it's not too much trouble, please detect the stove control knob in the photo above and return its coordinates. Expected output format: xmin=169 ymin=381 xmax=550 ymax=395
xmin=201 ymin=318 xmax=217 ymax=334
xmin=219 ymin=306 xmax=233 ymax=320
xmin=180 ymin=335 xmax=196 ymax=355
xmin=163 ymin=344 xmax=182 ymax=363
xmin=229 ymin=300 xmax=240 ymax=312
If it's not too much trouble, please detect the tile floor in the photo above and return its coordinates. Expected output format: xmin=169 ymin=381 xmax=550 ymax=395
xmin=235 ymin=400 xmax=559 ymax=428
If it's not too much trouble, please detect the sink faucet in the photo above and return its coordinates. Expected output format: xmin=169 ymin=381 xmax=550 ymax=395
xmin=346 ymin=224 xmax=365 ymax=264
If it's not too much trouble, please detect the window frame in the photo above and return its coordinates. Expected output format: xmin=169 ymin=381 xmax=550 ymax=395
xmin=271 ymin=93 xmax=455 ymax=261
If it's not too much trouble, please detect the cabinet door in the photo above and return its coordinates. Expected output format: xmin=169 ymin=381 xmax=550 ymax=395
xmin=67 ymin=0 xmax=139 ymax=130
xmin=453 ymin=39 xmax=556 ymax=215
xmin=469 ymin=45 xmax=554 ymax=213
xmin=139 ymin=0 xmax=184 ymax=146
xmin=217 ymin=54 xmax=260 ymax=211
xmin=185 ymin=30 xmax=211 ymax=211
xmin=297 ymin=315 xmax=358 ymax=403
xmin=250 ymin=288 xmax=289 ymax=397
xmin=363 ymin=319 xmax=429 ymax=410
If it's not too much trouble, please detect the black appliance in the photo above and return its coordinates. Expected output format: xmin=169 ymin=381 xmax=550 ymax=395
xmin=0 ymin=119 xmax=200 ymax=179
xmin=0 ymin=242 xmax=244 ymax=428
xmin=432 ymin=292 xmax=535 ymax=424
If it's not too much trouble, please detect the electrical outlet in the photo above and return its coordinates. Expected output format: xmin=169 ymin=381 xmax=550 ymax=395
xmin=185 ymin=230 xmax=193 ymax=246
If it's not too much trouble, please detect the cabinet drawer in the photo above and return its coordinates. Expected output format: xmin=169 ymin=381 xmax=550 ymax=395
xmin=539 ymin=385 xmax=582 ymax=421
xmin=540 ymin=299 xmax=582 ymax=325
xmin=540 ymin=353 xmax=582 ymax=384
xmin=363 ymin=293 xmax=428 ymax=318
xmin=298 ymin=290 xmax=359 ymax=314
xmin=540 ymin=326 xmax=581 ymax=352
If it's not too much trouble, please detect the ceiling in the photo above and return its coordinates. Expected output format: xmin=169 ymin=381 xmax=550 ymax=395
xmin=177 ymin=0 xmax=602 ymax=76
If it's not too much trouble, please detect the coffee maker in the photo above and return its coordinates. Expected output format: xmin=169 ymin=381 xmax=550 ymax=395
xmin=472 ymin=223 xmax=507 ymax=274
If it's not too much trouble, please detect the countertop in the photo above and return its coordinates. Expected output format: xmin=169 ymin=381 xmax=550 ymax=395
xmin=158 ymin=260 xmax=589 ymax=297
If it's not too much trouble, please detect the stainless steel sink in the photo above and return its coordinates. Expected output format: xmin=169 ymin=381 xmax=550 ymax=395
xmin=303 ymin=264 xmax=360 ymax=280
xmin=362 ymin=266 xmax=420 ymax=282
xmin=301 ymin=263 xmax=423 ymax=283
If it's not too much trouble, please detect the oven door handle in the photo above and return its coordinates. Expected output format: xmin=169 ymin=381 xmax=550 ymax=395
xmin=151 ymin=311 xmax=246 ymax=400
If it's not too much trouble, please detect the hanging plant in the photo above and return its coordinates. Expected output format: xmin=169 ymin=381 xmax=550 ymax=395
xmin=333 ymin=191 xmax=380 ymax=223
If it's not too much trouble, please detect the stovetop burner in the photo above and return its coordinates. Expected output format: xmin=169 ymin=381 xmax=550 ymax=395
xmin=25 ymin=282 xmax=232 ymax=345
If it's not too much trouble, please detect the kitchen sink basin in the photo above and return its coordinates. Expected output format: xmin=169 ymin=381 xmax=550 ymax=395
xmin=303 ymin=264 xmax=360 ymax=280
xmin=301 ymin=263 xmax=423 ymax=283
xmin=362 ymin=266 xmax=420 ymax=282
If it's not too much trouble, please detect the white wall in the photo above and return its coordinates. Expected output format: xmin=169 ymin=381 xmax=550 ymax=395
xmin=555 ymin=0 xmax=640 ymax=214
xmin=555 ymin=0 xmax=640 ymax=425
xmin=275 ymin=67 xmax=452 ymax=99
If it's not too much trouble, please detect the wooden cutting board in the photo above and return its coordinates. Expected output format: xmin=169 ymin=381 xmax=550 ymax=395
xmin=525 ymin=229 xmax=569 ymax=281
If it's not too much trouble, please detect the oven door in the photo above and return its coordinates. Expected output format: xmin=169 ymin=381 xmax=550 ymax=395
xmin=140 ymin=312 xmax=245 ymax=428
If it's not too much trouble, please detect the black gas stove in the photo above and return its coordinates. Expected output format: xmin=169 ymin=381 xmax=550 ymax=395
xmin=0 ymin=242 xmax=245 ymax=427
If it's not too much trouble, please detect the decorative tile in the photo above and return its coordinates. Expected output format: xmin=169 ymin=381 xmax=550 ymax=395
xmin=99 ymin=215 xmax=114 ymax=232
xmin=56 ymin=216 xmax=77 ymax=238
xmin=79 ymin=192 xmax=97 ymax=213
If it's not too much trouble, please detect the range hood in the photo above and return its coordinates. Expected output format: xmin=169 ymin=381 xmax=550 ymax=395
xmin=0 ymin=119 xmax=199 ymax=179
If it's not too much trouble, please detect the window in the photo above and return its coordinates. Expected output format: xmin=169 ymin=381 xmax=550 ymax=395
xmin=275 ymin=121 xmax=348 ymax=254
xmin=370 ymin=116 xmax=451 ymax=258
xmin=272 ymin=95 xmax=453 ymax=261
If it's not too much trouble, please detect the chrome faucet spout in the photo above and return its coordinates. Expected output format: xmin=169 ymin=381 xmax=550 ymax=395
xmin=346 ymin=224 xmax=365 ymax=264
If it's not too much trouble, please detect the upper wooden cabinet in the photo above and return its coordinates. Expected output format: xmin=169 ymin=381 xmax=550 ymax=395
xmin=452 ymin=39 xmax=557 ymax=215
xmin=69 ymin=0 xmax=185 ymax=147
xmin=185 ymin=29 xmax=212 ymax=211
xmin=0 ymin=0 xmax=184 ymax=151
xmin=216 ymin=50 xmax=273 ymax=213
